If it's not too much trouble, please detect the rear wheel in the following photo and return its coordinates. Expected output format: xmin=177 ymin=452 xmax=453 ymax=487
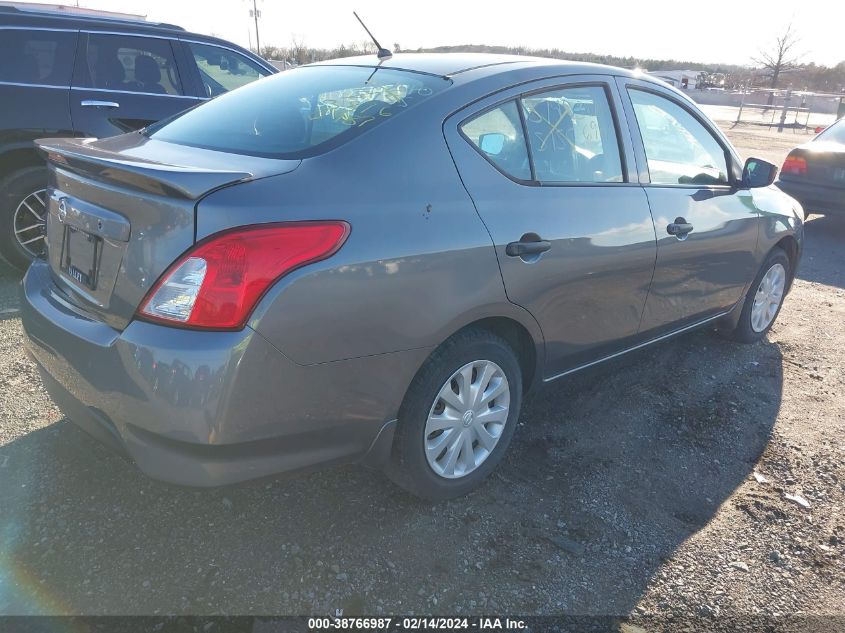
xmin=726 ymin=247 xmax=790 ymax=343
xmin=387 ymin=328 xmax=523 ymax=500
xmin=0 ymin=166 xmax=49 ymax=271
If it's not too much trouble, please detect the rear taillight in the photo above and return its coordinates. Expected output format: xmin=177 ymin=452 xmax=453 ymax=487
xmin=138 ymin=221 xmax=350 ymax=330
xmin=781 ymin=154 xmax=808 ymax=176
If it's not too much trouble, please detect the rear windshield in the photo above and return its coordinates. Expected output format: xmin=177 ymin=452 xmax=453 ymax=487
xmin=147 ymin=65 xmax=450 ymax=158
xmin=816 ymin=119 xmax=845 ymax=144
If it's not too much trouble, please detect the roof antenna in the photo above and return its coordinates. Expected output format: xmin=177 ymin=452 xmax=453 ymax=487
xmin=353 ymin=11 xmax=392 ymax=60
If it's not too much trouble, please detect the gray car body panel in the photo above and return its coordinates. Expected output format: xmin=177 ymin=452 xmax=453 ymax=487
xmin=35 ymin=134 xmax=301 ymax=330
xmin=21 ymin=54 xmax=803 ymax=486
xmin=196 ymin=100 xmax=544 ymax=368
xmin=22 ymin=259 xmax=429 ymax=484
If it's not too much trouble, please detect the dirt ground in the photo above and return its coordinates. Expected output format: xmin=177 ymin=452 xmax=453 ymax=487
xmin=0 ymin=123 xmax=843 ymax=629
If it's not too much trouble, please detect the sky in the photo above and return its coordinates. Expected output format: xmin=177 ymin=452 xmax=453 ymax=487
xmin=15 ymin=0 xmax=844 ymax=67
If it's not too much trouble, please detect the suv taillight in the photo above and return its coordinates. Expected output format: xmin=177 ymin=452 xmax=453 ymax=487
xmin=138 ymin=221 xmax=350 ymax=330
xmin=781 ymin=154 xmax=807 ymax=176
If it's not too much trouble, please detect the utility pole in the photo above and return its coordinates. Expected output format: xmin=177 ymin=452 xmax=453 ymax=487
xmin=249 ymin=0 xmax=261 ymax=53
xmin=777 ymin=88 xmax=792 ymax=133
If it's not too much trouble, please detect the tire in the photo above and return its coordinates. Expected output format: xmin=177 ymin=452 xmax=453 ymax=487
xmin=726 ymin=247 xmax=791 ymax=343
xmin=0 ymin=166 xmax=49 ymax=271
xmin=387 ymin=327 xmax=523 ymax=501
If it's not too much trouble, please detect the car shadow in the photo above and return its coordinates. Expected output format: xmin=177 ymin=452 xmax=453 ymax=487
xmin=796 ymin=214 xmax=845 ymax=289
xmin=0 ymin=322 xmax=782 ymax=617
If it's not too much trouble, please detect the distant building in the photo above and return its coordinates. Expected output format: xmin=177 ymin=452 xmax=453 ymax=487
xmin=646 ymin=70 xmax=699 ymax=90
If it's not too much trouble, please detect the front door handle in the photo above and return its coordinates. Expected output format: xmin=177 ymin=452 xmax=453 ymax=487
xmin=506 ymin=238 xmax=551 ymax=257
xmin=667 ymin=218 xmax=694 ymax=237
xmin=81 ymin=100 xmax=120 ymax=108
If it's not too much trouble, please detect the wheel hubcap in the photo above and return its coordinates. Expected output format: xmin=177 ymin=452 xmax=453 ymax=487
xmin=424 ymin=360 xmax=510 ymax=479
xmin=13 ymin=189 xmax=48 ymax=257
xmin=751 ymin=262 xmax=786 ymax=333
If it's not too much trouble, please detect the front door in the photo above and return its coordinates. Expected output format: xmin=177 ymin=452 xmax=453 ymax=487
xmin=445 ymin=77 xmax=657 ymax=378
xmin=70 ymin=32 xmax=202 ymax=138
xmin=618 ymin=79 xmax=760 ymax=334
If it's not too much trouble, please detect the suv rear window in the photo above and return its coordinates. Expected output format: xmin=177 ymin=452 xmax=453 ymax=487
xmin=0 ymin=29 xmax=76 ymax=86
xmin=84 ymin=33 xmax=183 ymax=95
xmin=147 ymin=65 xmax=450 ymax=158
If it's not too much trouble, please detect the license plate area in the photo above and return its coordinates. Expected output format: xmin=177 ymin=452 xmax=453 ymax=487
xmin=60 ymin=225 xmax=102 ymax=291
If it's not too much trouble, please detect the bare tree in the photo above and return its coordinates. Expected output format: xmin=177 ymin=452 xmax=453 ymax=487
xmin=753 ymin=23 xmax=803 ymax=89
xmin=290 ymin=35 xmax=308 ymax=65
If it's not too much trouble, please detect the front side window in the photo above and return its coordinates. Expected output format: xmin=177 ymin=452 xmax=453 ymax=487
xmin=85 ymin=34 xmax=183 ymax=95
xmin=188 ymin=42 xmax=270 ymax=97
xmin=0 ymin=29 xmax=76 ymax=86
xmin=148 ymin=65 xmax=449 ymax=158
xmin=628 ymin=89 xmax=728 ymax=186
xmin=521 ymin=86 xmax=624 ymax=183
xmin=461 ymin=101 xmax=531 ymax=181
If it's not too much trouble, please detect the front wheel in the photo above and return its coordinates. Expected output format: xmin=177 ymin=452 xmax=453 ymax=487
xmin=726 ymin=247 xmax=791 ymax=343
xmin=387 ymin=328 xmax=523 ymax=500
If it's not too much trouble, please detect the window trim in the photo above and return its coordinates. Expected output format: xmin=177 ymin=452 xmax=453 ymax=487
xmin=69 ymin=85 xmax=203 ymax=99
xmin=624 ymin=84 xmax=737 ymax=190
xmin=457 ymin=80 xmax=631 ymax=188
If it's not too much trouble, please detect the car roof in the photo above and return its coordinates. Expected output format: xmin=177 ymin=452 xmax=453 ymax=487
xmin=309 ymin=52 xmax=638 ymax=81
xmin=0 ymin=4 xmax=274 ymax=70
xmin=0 ymin=3 xmax=184 ymax=32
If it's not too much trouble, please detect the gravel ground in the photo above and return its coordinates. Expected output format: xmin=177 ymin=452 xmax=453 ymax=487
xmin=0 ymin=126 xmax=843 ymax=628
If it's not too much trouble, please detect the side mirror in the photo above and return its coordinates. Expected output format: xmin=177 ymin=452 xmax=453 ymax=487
xmin=478 ymin=132 xmax=506 ymax=156
xmin=742 ymin=157 xmax=778 ymax=188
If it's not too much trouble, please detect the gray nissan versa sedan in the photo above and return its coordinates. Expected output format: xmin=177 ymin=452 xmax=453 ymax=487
xmin=21 ymin=53 xmax=803 ymax=500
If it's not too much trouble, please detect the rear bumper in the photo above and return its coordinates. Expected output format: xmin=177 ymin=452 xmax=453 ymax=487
xmin=776 ymin=179 xmax=845 ymax=215
xmin=21 ymin=260 xmax=420 ymax=486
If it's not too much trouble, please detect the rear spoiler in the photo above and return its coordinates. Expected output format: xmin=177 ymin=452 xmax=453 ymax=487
xmin=35 ymin=137 xmax=253 ymax=200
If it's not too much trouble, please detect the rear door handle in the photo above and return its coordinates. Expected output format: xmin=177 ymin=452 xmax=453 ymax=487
xmin=667 ymin=218 xmax=694 ymax=237
xmin=81 ymin=100 xmax=120 ymax=108
xmin=505 ymin=239 xmax=551 ymax=257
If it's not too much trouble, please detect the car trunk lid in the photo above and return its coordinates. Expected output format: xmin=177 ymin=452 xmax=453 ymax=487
xmin=36 ymin=133 xmax=301 ymax=330
xmin=782 ymin=142 xmax=845 ymax=187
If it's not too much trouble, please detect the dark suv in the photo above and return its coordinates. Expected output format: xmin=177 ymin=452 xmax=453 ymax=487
xmin=0 ymin=4 xmax=276 ymax=269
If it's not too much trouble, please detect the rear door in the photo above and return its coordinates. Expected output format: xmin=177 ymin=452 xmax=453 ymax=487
xmin=445 ymin=76 xmax=657 ymax=378
xmin=70 ymin=32 xmax=202 ymax=138
xmin=617 ymin=78 xmax=760 ymax=334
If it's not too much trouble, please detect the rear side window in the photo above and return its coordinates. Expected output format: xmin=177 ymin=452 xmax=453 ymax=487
xmin=148 ymin=66 xmax=450 ymax=158
xmin=461 ymin=101 xmax=531 ymax=181
xmin=521 ymin=86 xmax=623 ymax=183
xmin=0 ymin=29 xmax=76 ymax=86
xmin=188 ymin=42 xmax=270 ymax=97
xmin=84 ymin=34 xmax=183 ymax=95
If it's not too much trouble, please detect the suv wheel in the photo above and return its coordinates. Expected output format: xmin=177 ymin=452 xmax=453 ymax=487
xmin=0 ymin=166 xmax=49 ymax=271
xmin=388 ymin=328 xmax=523 ymax=500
